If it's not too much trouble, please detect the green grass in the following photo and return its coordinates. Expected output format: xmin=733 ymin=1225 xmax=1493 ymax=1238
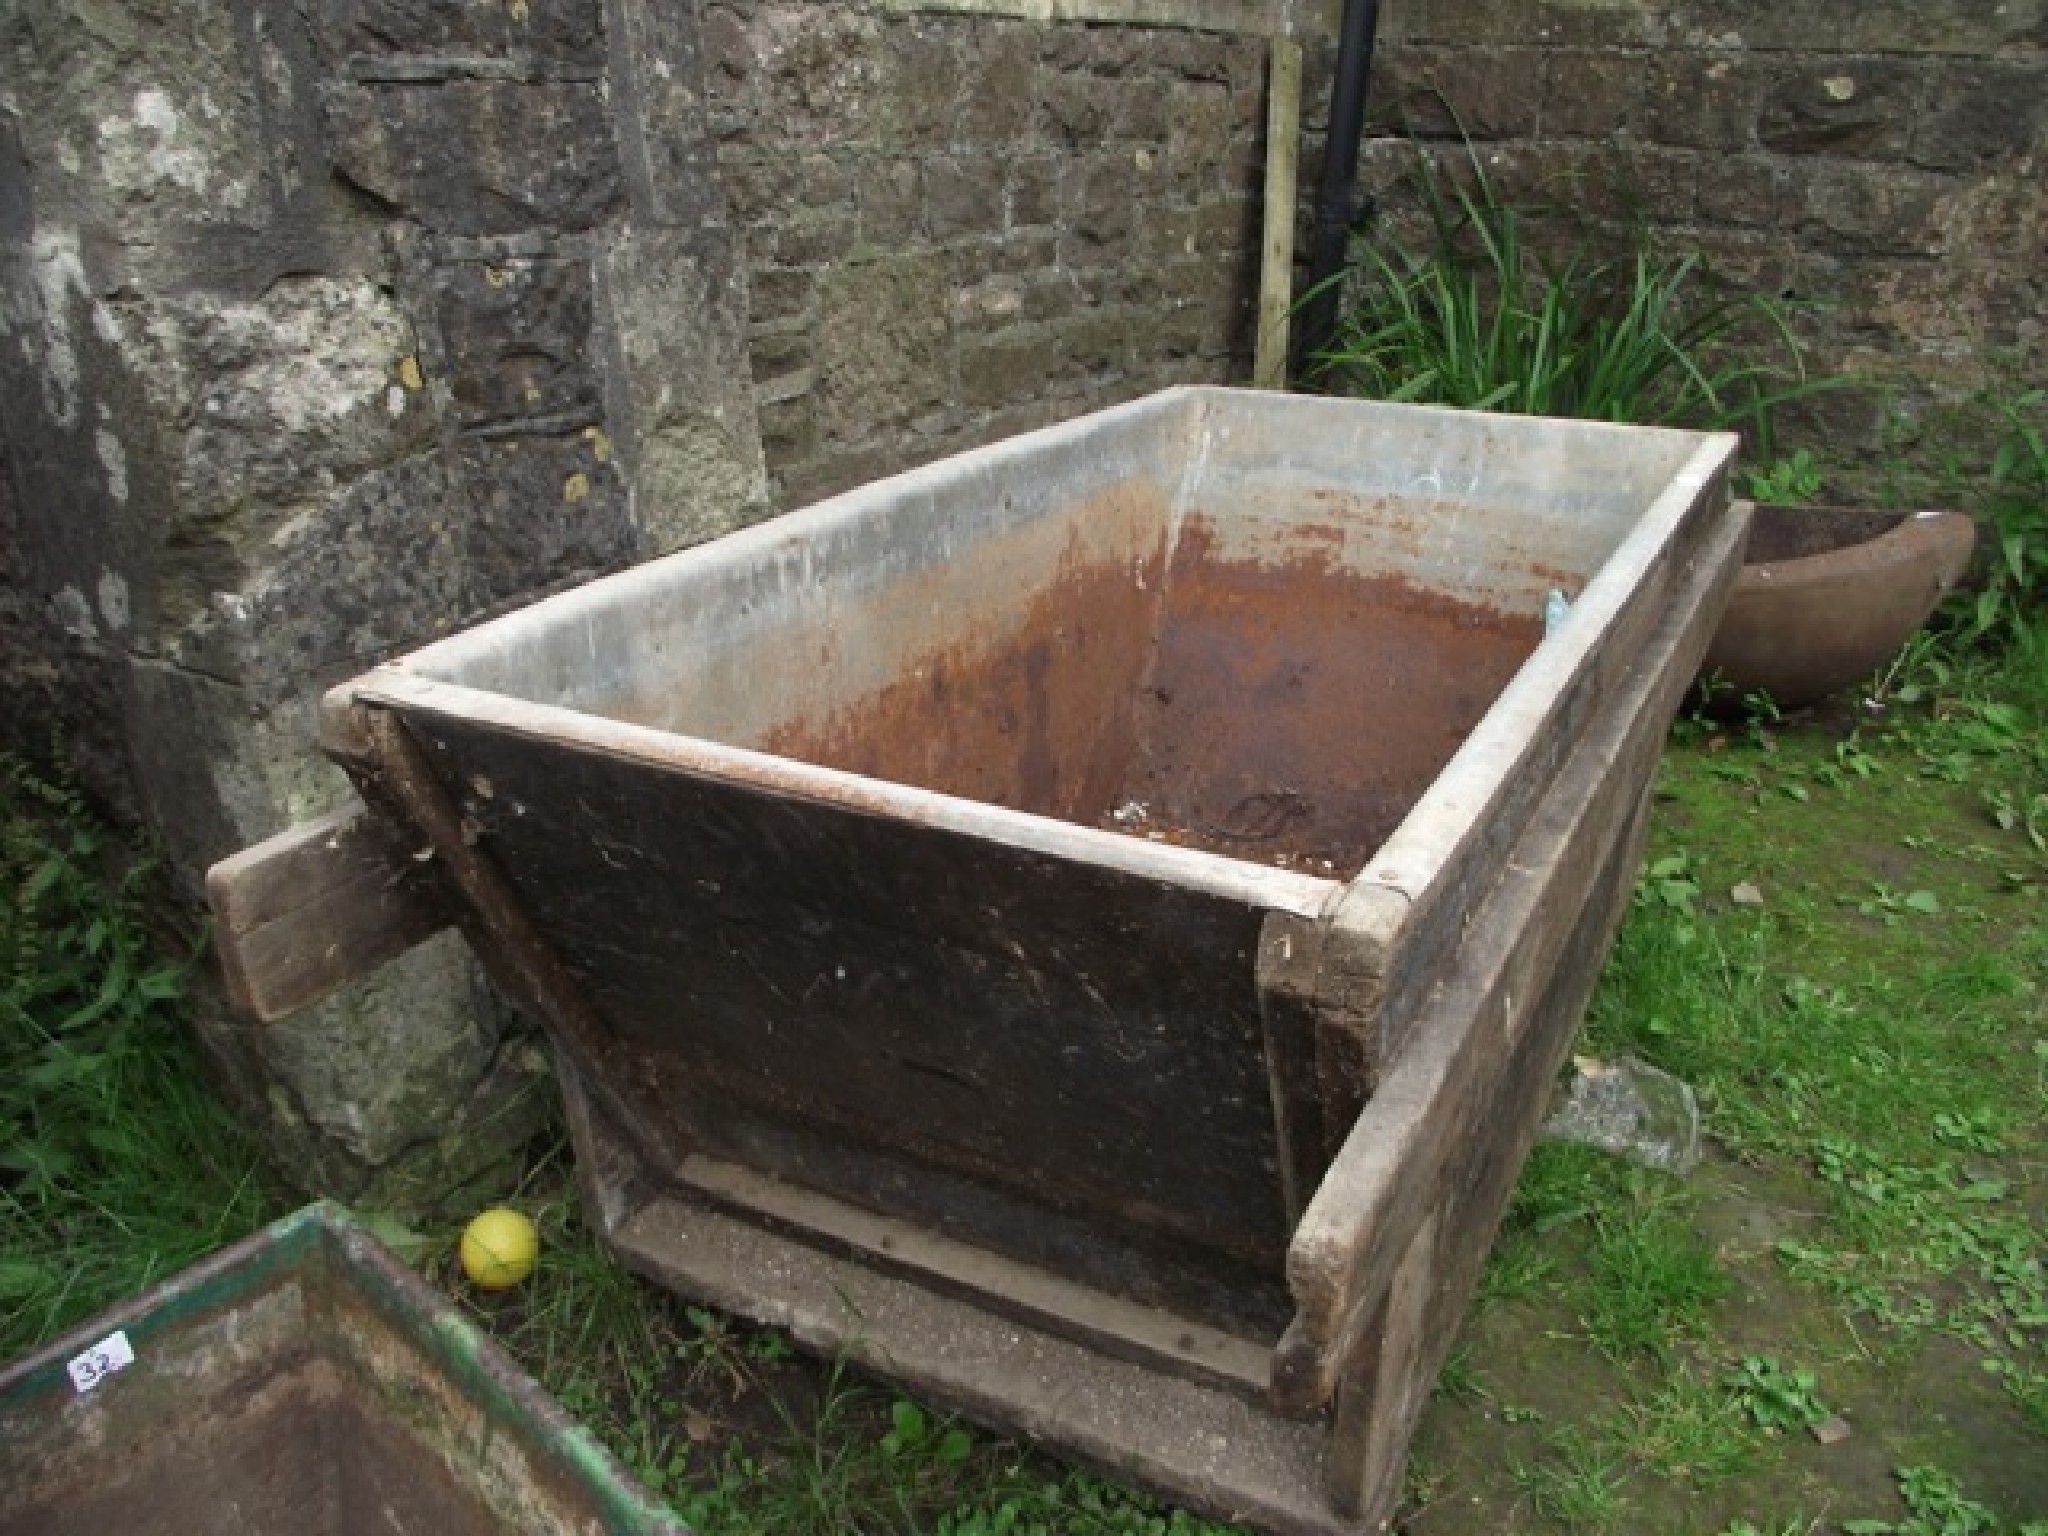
xmin=1413 ymin=638 xmax=2047 ymax=1533
xmin=0 ymin=759 xmax=282 ymax=1358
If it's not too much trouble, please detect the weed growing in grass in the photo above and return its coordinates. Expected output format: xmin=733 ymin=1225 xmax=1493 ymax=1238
xmin=0 ymin=757 xmax=280 ymax=1355
xmin=1722 ymin=1355 xmax=1829 ymax=1435
xmin=1582 ymin=1192 xmax=1730 ymax=1360
xmin=1843 ymin=1463 xmax=2001 ymax=1536
xmin=1743 ymin=449 xmax=1824 ymax=505
xmin=1609 ymin=1365 xmax=1759 ymax=1487
xmin=1511 ymin=1426 xmax=1628 ymax=1528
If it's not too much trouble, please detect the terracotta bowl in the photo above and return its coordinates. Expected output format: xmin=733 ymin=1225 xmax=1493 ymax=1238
xmin=1701 ymin=503 xmax=1978 ymax=710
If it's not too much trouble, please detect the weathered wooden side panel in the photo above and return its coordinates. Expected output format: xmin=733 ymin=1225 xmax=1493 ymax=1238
xmin=387 ymin=699 xmax=1300 ymax=1337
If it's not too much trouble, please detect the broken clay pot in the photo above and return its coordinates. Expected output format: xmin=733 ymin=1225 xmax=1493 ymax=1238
xmin=1702 ymin=503 xmax=1977 ymax=710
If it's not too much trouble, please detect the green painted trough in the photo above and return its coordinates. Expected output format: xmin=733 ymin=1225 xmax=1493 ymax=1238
xmin=0 ymin=1204 xmax=686 ymax=1536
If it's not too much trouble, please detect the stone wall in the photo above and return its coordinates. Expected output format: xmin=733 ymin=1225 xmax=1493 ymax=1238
xmin=0 ymin=0 xmax=1279 ymax=1209
xmin=0 ymin=0 xmax=771 ymax=1208
xmin=1345 ymin=0 xmax=2048 ymax=488
xmin=701 ymin=3 xmax=1272 ymax=506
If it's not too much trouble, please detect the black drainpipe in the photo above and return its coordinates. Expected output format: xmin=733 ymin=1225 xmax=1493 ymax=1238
xmin=1292 ymin=0 xmax=1382 ymax=382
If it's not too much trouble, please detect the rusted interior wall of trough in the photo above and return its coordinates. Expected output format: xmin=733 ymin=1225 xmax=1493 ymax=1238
xmin=760 ymin=507 xmax=1540 ymax=872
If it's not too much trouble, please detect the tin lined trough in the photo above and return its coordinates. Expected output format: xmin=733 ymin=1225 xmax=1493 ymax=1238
xmin=208 ymin=388 xmax=1744 ymax=1534
xmin=0 ymin=1204 xmax=685 ymax=1535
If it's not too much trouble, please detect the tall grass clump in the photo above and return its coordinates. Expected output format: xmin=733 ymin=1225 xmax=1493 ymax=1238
xmin=0 ymin=757 xmax=279 ymax=1357
xmin=1309 ymin=150 xmax=1817 ymax=435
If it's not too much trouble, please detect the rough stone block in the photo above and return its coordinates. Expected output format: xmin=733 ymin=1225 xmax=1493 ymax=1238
xmin=741 ymin=5 xmax=890 ymax=150
xmin=1792 ymin=161 xmax=1954 ymax=256
xmin=1541 ymin=50 xmax=1645 ymax=140
xmin=858 ymin=158 xmax=923 ymax=245
xmin=1927 ymin=168 xmax=2048 ymax=259
xmin=1697 ymin=155 xmax=1785 ymax=229
xmin=984 ymin=227 xmax=1060 ymax=277
xmin=749 ymin=330 xmax=811 ymax=387
xmin=456 ymin=430 xmax=635 ymax=606
xmin=1054 ymin=310 xmax=1131 ymax=377
xmin=1376 ymin=45 xmax=1543 ymax=141
xmin=607 ymin=0 xmax=723 ymax=224
xmin=597 ymin=223 xmax=769 ymax=553
xmin=701 ymin=3 xmax=754 ymax=91
xmin=756 ymin=393 xmax=818 ymax=469
xmin=1156 ymin=30 xmax=1237 ymax=85
xmin=1040 ymin=71 xmax=1123 ymax=149
xmin=950 ymin=273 xmax=1031 ymax=327
xmin=770 ymin=214 xmax=859 ymax=268
xmin=1605 ymin=145 xmax=1698 ymax=224
xmin=1663 ymin=0 xmax=2048 ymax=56
xmin=1758 ymin=61 xmax=1919 ymax=158
xmin=959 ymin=328 xmax=1061 ymax=410
xmin=958 ymin=25 xmax=1039 ymax=148
xmin=881 ymin=24 xmax=967 ymax=148
xmin=171 ymin=452 xmax=475 ymax=696
xmin=926 ymin=157 xmax=1006 ymax=241
xmin=4 ymin=1 xmax=271 ymax=235
xmin=142 ymin=275 xmax=439 ymax=530
xmin=325 ymin=0 xmax=605 ymax=67
xmin=1167 ymin=80 xmax=1236 ymax=188
xmin=1643 ymin=52 xmax=1768 ymax=152
xmin=1067 ymin=153 xmax=1138 ymax=247
xmin=433 ymin=256 xmax=599 ymax=427
xmin=1911 ymin=61 xmax=2048 ymax=170
xmin=724 ymin=153 xmax=852 ymax=223
xmin=1042 ymin=25 xmax=1142 ymax=75
xmin=1194 ymin=197 xmax=1255 ymax=261
xmin=814 ymin=252 xmax=951 ymax=441
xmin=1541 ymin=1056 xmax=1701 ymax=1176
xmin=1849 ymin=259 xmax=1999 ymax=351
xmin=749 ymin=265 xmax=814 ymax=324
xmin=1683 ymin=229 xmax=1798 ymax=303
xmin=323 ymin=80 xmax=623 ymax=235
xmin=1007 ymin=158 xmax=1061 ymax=229
xmin=1118 ymin=77 xmax=1173 ymax=146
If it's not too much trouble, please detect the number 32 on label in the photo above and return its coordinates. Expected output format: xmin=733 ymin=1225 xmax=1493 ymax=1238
xmin=66 ymin=1330 xmax=136 ymax=1394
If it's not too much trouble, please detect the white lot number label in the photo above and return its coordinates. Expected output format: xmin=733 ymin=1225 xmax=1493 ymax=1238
xmin=66 ymin=1330 xmax=135 ymax=1394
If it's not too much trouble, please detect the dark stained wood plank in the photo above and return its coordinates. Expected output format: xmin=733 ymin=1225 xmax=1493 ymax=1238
xmin=362 ymin=681 xmax=1299 ymax=1336
xmin=345 ymin=704 xmax=698 ymax=1177
xmin=205 ymin=806 xmax=454 ymax=1022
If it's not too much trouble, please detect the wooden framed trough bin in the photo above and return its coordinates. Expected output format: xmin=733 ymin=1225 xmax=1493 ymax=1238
xmin=210 ymin=388 xmax=1744 ymax=1534
xmin=0 ymin=1203 xmax=686 ymax=1535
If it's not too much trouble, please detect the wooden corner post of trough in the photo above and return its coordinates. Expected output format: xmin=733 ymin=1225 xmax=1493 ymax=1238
xmin=318 ymin=681 xmax=695 ymax=1175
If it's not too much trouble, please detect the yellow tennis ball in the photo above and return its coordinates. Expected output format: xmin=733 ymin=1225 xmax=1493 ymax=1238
xmin=460 ymin=1207 xmax=538 ymax=1290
